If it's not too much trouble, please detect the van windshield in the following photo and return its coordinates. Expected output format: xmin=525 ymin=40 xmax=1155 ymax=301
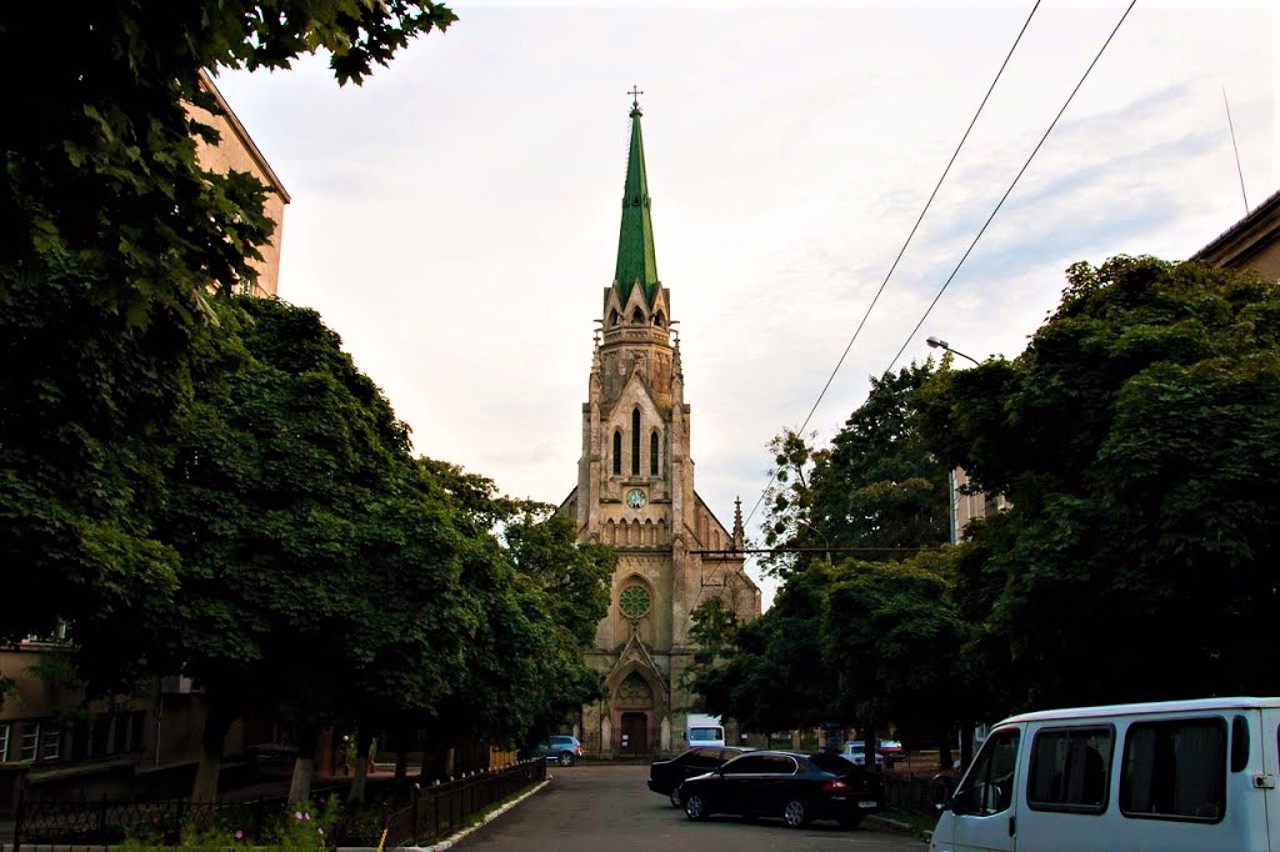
xmin=689 ymin=727 xmax=723 ymax=742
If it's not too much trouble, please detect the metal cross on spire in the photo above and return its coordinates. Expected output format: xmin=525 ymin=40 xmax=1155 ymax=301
xmin=627 ymin=85 xmax=644 ymax=110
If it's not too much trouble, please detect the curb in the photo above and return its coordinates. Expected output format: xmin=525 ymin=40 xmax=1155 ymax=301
xmin=863 ymin=814 xmax=932 ymax=844
xmin=391 ymin=777 xmax=551 ymax=852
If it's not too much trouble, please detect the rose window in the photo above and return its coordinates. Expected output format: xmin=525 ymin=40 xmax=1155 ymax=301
xmin=619 ymin=584 xmax=651 ymax=619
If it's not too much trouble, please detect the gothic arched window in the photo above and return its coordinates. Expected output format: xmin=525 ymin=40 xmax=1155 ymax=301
xmin=631 ymin=408 xmax=641 ymax=476
xmin=612 ymin=430 xmax=622 ymax=476
xmin=609 ymin=309 xmax=620 ymax=327
xmin=650 ymin=430 xmax=659 ymax=476
xmin=653 ymin=311 xmax=666 ymax=328
xmin=631 ymin=308 xmax=645 ymax=325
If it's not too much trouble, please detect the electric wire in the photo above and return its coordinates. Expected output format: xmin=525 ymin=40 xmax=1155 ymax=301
xmin=885 ymin=0 xmax=1137 ymax=373
xmin=740 ymin=0 xmax=1043 ymax=531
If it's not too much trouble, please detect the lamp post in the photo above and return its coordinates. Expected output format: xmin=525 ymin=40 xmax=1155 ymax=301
xmin=794 ymin=517 xmax=832 ymax=564
xmin=926 ymin=335 xmax=980 ymax=366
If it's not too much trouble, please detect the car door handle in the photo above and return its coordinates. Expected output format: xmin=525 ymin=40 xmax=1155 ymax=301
xmin=1008 ymin=815 xmax=1016 ymax=836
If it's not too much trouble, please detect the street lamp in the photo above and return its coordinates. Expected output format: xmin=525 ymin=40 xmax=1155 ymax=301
xmin=794 ymin=517 xmax=832 ymax=564
xmin=926 ymin=335 xmax=980 ymax=366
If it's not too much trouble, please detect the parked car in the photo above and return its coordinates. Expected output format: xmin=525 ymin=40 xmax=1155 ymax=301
xmin=681 ymin=750 xmax=883 ymax=830
xmin=839 ymin=741 xmax=886 ymax=768
xmin=534 ymin=734 xmax=583 ymax=766
xmin=878 ymin=739 xmax=903 ymax=755
xmin=648 ymin=746 xmax=752 ymax=807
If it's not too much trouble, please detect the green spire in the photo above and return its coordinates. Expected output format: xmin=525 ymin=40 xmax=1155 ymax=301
xmin=614 ymin=92 xmax=659 ymax=305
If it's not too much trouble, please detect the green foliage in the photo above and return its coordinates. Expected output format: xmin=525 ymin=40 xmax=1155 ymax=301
xmin=692 ymin=565 xmax=837 ymax=732
xmin=810 ymin=361 xmax=950 ymax=557
xmin=758 ymin=429 xmax=820 ymax=576
xmin=0 ymin=261 xmax=189 ymax=681
xmin=2 ymin=1 xmax=456 ymax=318
xmin=917 ymin=255 xmax=1280 ymax=708
xmin=821 ymin=551 xmax=973 ymax=738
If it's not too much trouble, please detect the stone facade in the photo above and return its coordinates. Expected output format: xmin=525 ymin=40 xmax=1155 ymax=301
xmin=559 ymin=102 xmax=760 ymax=758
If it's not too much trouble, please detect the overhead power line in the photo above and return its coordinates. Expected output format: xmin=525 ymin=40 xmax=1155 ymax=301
xmin=886 ymin=0 xmax=1138 ymax=373
xmin=742 ymin=0 xmax=1043 ymax=530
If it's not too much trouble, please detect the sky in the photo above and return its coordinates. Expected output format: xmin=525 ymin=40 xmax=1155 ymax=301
xmin=213 ymin=0 xmax=1277 ymax=607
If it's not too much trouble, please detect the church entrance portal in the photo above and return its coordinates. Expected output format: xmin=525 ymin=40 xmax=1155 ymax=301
xmin=621 ymin=712 xmax=647 ymax=754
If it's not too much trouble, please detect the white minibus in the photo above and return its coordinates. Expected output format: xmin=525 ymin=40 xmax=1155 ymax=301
xmin=931 ymin=697 xmax=1280 ymax=852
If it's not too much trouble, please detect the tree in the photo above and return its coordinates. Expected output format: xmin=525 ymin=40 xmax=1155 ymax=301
xmin=1 ymin=0 xmax=456 ymax=703
xmin=691 ymin=565 xmax=837 ymax=734
xmin=810 ymin=362 xmax=950 ymax=557
xmin=0 ymin=268 xmax=191 ymax=666
xmin=143 ymin=296 xmax=464 ymax=801
xmin=757 ymin=428 xmax=823 ymax=577
xmin=821 ymin=551 xmax=974 ymax=765
xmin=918 ymin=256 xmax=1280 ymax=708
xmin=2 ymin=1 xmax=456 ymax=318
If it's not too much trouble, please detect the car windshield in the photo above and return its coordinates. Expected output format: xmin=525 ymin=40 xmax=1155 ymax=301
xmin=689 ymin=727 xmax=722 ymax=742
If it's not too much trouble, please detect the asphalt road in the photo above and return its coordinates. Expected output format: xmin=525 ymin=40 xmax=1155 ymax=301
xmin=453 ymin=764 xmax=927 ymax=852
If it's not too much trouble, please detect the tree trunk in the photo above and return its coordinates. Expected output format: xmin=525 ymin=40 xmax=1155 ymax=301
xmin=347 ymin=728 xmax=376 ymax=805
xmin=191 ymin=703 xmax=234 ymax=805
xmin=959 ymin=720 xmax=975 ymax=772
xmin=288 ymin=721 xmax=321 ymax=804
xmin=938 ymin=724 xmax=955 ymax=772
xmin=863 ymin=721 xmax=877 ymax=772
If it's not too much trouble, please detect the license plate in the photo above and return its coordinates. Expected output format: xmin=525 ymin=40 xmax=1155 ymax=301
xmin=858 ymin=800 xmax=878 ymax=809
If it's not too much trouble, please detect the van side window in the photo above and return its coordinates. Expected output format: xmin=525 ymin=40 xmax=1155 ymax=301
xmin=1027 ymin=725 xmax=1113 ymax=813
xmin=1120 ymin=717 xmax=1226 ymax=823
xmin=955 ymin=729 xmax=1019 ymax=816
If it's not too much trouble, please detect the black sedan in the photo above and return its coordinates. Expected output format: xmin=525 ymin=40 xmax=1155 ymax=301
xmin=648 ymin=746 xmax=752 ymax=807
xmin=680 ymin=750 xmax=883 ymax=829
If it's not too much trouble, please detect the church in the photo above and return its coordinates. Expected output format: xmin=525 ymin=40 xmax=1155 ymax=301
xmin=558 ymin=94 xmax=762 ymax=758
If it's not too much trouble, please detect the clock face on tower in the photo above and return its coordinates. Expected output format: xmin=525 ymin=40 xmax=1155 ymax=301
xmin=625 ymin=488 xmax=647 ymax=509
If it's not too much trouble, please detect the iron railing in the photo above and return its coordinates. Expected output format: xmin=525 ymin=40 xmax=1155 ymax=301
xmin=12 ymin=760 xmax=547 ymax=849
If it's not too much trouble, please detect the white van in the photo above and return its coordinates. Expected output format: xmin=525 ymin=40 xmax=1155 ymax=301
xmin=685 ymin=713 xmax=726 ymax=748
xmin=930 ymin=697 xmax=1280 ymax=852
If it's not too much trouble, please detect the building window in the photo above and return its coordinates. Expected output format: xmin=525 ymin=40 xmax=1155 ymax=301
xmin=1120 ymin=717 xmax=1226 ymax=823
xmin=41 ymin=727 xmax=61 ymax=762
xmin=609 ymin=309 xmax=620 ymax=327
xmin=631 ymin=409 xmax=641 ymax=476
xmin=1027 ymin=726 xmax=1113 ymax=813
xmin=653 ymin=311 xmax=665 ymax=328
xmin=612 ymin=430 xmax=622 ymax=476
xmin=619 ymin=584 xmax=652 ymax=619
xmin=631 ymin=308 xmax=645 ymax=325
xmin=649 ymin=431 xmax=659 ymax=476
xmin=0 ymin=723 xmax=9 ymax=762
xmin=19 ymin=722 xmax=40 ymax=762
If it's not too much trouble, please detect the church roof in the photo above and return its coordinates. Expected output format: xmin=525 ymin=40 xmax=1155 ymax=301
xmin=614 ymin=95 xmax=660 ymax=306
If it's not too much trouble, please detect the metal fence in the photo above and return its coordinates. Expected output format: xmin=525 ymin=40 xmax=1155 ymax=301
xmin=13 ymin=793 xmax=295 ymax=847
xmin=380 ymin=759 xmax=547 ymax=848
xmin=12 ymin=760 xmax=546 ymax=849
xmin=883 ymin=772 xmax=956 ymax=815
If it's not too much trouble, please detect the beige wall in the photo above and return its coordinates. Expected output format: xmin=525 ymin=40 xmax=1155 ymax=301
xmin=189 ymin=71 xmax=290 ymax=297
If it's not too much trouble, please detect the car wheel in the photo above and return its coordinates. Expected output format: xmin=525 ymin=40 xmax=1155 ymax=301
xmin=782 ymin=799 xmax=810 ymax=829
xmin=684 ymin=792 xmax=709 ymax=821
xmin=558 ymin=752 xmax=575 ymax=767
xmin=669 ymin=786 xmax=683 ymax=808
xmin=838 ymin=814 xmax=864 ymax=831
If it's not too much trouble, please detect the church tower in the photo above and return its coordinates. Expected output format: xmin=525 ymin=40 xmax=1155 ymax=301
xmin=559 ymin=93 xmax=761 ymax=758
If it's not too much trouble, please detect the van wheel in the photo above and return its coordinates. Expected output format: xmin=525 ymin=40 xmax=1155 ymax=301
xmin=684 ymin=792 xmax=709 ymax=821
xmin=669 ymin=786 xmax=682 ymax=808
xmin=558 ymin=752 xmax=575 ymax=767
xmin=782 ymin=799 xmax=811 ymax=829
